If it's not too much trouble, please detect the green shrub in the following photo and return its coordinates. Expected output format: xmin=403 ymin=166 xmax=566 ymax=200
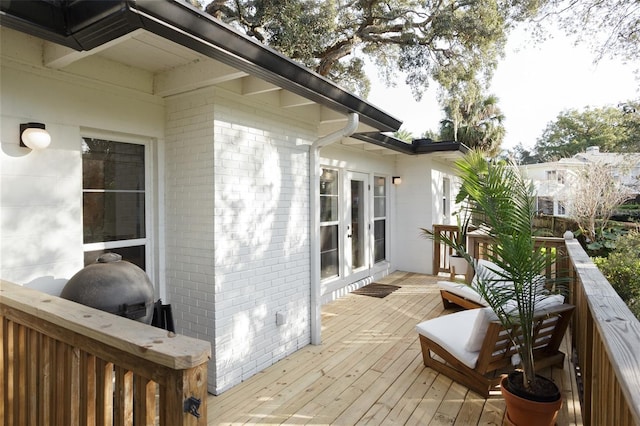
xmin=593 ymin=230 xmax=640 ymax=320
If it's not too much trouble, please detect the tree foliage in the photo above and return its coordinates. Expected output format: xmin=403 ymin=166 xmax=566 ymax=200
xmin=439 ymin=93 xmax=505 ymax=155
xmin=594 ymin=230 xmax=640 ymax=320
xmin=532 ymin=102 xmax=640 ymax=162
xmin=540 ymin=0 xmax=640 ymax=64
xmin=199 ymin=0 xmax=543 ymax=99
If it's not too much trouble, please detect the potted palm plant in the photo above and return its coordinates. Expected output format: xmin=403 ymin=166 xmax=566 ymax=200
xmin=449 ymin=210 xmax=472 ymax=276
xmin=421 ymin=208 xmax=472 ymax=278
xmin=430 ymin=151 xmax=568 ymax=425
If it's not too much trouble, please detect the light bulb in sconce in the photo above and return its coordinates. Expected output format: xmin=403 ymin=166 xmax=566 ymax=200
xmin=392 ymin=176 xmax=402 ymax=185
xmin=20 ymin=122 xmax=51 ymax=150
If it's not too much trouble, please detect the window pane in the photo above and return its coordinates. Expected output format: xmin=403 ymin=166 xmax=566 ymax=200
xmin=320 ymin=224 xmax=338 ymax=252
xmin=83 ymin=192 xmax=145 ymax=243
xmin=84 ymin=246 xmax=145 ymax=270
xmin=320 ymin=169 xmax=338 ymax=195
xmin=320 ymin=225 xmax=339 ymax=279
xmin=537 ymin=197 xmax=553 ymax=215
xmin=320 ymin=195 xmax=338 ymax=222
xmin=374 ymin=219 xmax=386 ymax=263
xmin=374 ymin=197 xmax=385 ymax=217
xmin=374 ymin=176 xmax=386 ymax=196
xmin=320 ymin=251 xmax=339 ymax=279
xmin=83 ymin=138 xmax=145 ymax=190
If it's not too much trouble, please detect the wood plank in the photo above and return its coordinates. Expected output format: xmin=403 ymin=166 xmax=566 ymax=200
xmin=114 ymin=366 xmax=133 ymax=426
xmin=81 ymin=353 xmax=97 ymax=426
xmin=4 ymin=319 xmax=15 ymax=426
xmin=134 ymin=375 xmax=156 ymax=426
xmin=430 ymin=382 xmax=469 ymax=425
xmin=453 ymin=390 xmax=485 ymax=425
xmin=96 ymin=359 xmax=114 ymax=426
xmin=27 ymin=329 xmax=39 ymax=426
xmin=13 ymin=322 xmax=27 ymax=426
xmin=0 ymin=316 xmax=4 ymax=426
xmin=357 ymin=352 xmax=425 ymax=425
xmin=407 ymin=373 xmax=453 ymax=425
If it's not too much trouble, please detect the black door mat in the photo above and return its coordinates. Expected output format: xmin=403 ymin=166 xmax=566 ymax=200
xmin=352 ymin=283 xmax=401 ymax=298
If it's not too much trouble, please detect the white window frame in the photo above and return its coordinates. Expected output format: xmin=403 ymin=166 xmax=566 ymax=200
xmin=81 ymin=130 xmax=155 ymax=284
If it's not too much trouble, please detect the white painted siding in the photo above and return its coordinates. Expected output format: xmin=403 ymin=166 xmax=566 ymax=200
xmin=394 ymin=156 xmax=458 ymax=275
xmin=165 ymin=88 xmax=314 ymax=394
xmin=0 ymin=29 xmax=164 ymax=295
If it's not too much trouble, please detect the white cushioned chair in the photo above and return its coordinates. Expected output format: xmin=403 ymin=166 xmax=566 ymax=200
xmin=416 ymin=296 xmax=573 ymax=397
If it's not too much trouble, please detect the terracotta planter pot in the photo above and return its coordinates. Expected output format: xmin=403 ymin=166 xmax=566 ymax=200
xmin=501 ymin=375 xmax=562 ymax=426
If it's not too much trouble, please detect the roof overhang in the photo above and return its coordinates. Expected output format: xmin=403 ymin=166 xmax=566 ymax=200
xmin=0 ymin=0 xmax=402 ymax=132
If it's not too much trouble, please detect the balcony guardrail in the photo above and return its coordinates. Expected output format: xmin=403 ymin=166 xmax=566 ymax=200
xmin=565 ymin=239 xmax=640 ymax=426
xmin=1 ymin=280 xmax=211 ymax=425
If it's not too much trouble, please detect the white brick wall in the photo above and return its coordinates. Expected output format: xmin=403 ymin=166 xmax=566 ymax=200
xmin=165 ymin=88 xmax=313 ymax=394
xmin=165 ymin=89 xmax=218 ymax=388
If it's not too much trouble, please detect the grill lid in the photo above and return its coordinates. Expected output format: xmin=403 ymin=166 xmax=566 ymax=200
xmin=61 ymin=253 xmax=154 ymax=323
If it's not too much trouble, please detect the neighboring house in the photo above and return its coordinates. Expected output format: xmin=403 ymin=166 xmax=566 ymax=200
xmin=521 ymin=146 xmax=640 ymax=217
xmin=0 ymin=0 xmax=465 ymax=394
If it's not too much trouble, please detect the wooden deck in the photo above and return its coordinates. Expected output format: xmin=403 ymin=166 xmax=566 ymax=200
xmin=208 ymin=272 xmax=583 ymax=425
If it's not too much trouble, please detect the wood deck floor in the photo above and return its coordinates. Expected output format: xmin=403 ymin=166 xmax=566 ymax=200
xmin=207 ymin=272 xmax=583 ymax=425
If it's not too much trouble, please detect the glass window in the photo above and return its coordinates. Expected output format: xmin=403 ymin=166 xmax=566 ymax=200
xmin=82 ymin=138 xmax=147 ymax=268
xmin=537 ymin=196 xmax=554 ymax=215
xmin=373 ymin=176 xmax=386 ymax=263
xmin=442 ymin=177 xmax=450 ymax=220
xmin=320 ymin=168 xmax=339 ymax=279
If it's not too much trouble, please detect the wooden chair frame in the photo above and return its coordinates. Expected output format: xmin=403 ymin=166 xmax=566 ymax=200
xmin=440 ymin=289 xmax=485 ymax=310
xmin=418 ymin=303 xmax=575 ymax=397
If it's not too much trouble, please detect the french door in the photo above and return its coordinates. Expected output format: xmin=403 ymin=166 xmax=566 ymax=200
xmin=320 ymin=169 xmax=380 ymax=287
xmin=346 ymin=172 xmax=370 ymax=281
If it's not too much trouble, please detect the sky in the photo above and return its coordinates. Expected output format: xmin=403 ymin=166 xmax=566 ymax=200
xmin=366 ymin=24 xmax=639 ymax=151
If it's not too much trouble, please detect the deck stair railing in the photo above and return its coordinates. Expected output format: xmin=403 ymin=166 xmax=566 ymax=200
xmin=1 ymin=280 xmax=211 ymax=425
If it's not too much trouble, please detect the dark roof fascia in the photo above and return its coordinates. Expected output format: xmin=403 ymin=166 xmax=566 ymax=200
xmin=0 ymin=0 xmax=402 ymax=132
xmin=352 ymin=133 xmax=469 ymax=155
xmin=412 ymin=138 xmax=469 ymax=155
xmin=351 ymin=132 xmax=415 ymax=155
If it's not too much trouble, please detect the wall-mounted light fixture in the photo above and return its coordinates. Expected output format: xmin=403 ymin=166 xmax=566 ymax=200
xmin=20 ymin=122 xmax=51 ymax=150
xmin=392 ymin=176 xmax=402 ymax=185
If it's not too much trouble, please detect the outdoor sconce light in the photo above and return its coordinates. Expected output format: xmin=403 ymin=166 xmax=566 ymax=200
xmin=392 ymin=176 xmax=402 ymax=185
xmin=20 ymin=122 xmax=51 ymax=150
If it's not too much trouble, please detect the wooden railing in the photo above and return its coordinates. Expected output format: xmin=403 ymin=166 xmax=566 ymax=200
xmin=432 ymin=225 xmax=568 ymax=285
xmin=429 ymin=225 xmax=640 ymax=425
xmin=1 ymin=280 xmax=211 ymax=425
xmin=565 ymin=239 xmax=640 ymax=426
xmin=431 ymin=224 xmax=459 ymax=278
xmin=467 ymin=234 xmax=569 ymax=287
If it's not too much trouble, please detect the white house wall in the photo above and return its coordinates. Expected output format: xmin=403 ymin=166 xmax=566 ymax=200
xmin=165 ymin=87 xmax=315 ymax=394
xmin=0 ymin=29 xmax=164 ymax=295
xmin=394 ymin=156 xmax=457 ymax=275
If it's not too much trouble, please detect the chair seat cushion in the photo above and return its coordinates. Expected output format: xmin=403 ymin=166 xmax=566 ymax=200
xmin=416 ymin=309 xmax=482 ymax=369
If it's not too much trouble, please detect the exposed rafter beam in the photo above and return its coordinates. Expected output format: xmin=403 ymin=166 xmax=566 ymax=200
xmin=280 ymin=91 xmax=315 ymax=108
xmin=320 ymin=107 xmax=346 ymax=124
xmin=241 ymin=76 xmax=279 ymax=95
xmin=154 ymin=59 xmax=248 ymax=97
